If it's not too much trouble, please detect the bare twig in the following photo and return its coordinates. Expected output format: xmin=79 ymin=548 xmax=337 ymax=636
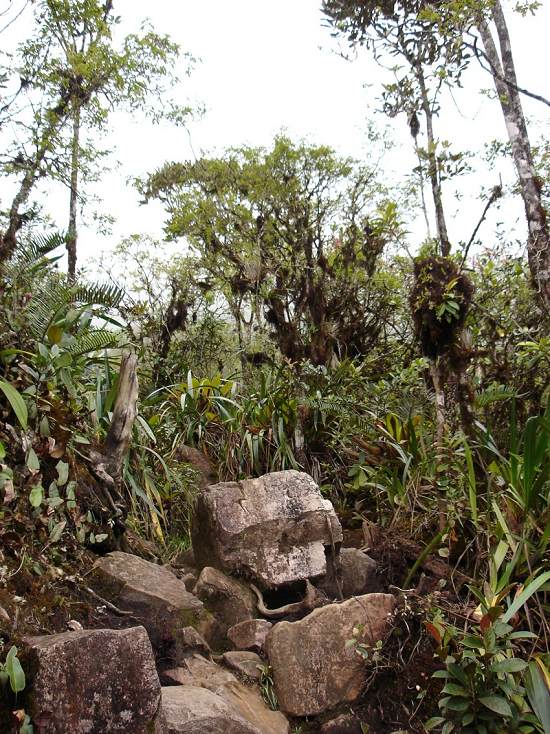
xmin=461 ymin=182 xmax=503 ymax=268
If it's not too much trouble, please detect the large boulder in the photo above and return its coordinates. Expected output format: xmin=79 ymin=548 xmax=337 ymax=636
xmin=265 ymin=593 xmax=396 ymax=717
xmin=192 ymin=470 xmax=342 ymax=588
xmin=161 ymin=655 xmax=289 ymax=734
xmin=24 ymin=626 xmax=160 ymax=733
xmin=91 ymin=551 xmax=204 ymax=649
xmin=154 ymin=686 xmax=258 ymax=734
xmin=193 ymin=566 xmax=257 ymax=637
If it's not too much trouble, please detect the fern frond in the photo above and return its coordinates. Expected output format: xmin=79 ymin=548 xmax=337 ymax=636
xmin=72 ymin=282 xmax=125 ymax=309
xmin=15 ymin=232 xmax=66 ymax=264
xmin=26 ymin=280 xmax=71 ymax=339
xmin=3 ymin=232 xmax=66 ymax=289
xmin=25 ymin=278 xmax=125 ymax=340
xmin=66 ymin=330 xmax=119 ymax=357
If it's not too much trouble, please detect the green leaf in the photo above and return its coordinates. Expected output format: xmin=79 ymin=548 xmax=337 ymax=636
xmin=502 ymin=571 xmax=550 ymax=623
xmin=49 ymin=520 xmax=66 ymax=543
xmin=39 ymin=415 xmax=51 ymax=437
xmin=56 ymin=460 xmax=69 ymax=486
xmin=0 ymin=379 xmax=28 ymax=429
xmin=5 ymin=646 xmax=25 ymax=693
xmin=490 ymin=658 xmax=528 ymax=674
xmin=445 ymin=697 xmax=470 ymax=711
xmin=479 ymin=695 xmax=513 ymax=717
xmin=26 ymin=448 xmax=40 ymax=473
xmin=525 ymin=658 xmax=550 ymax=734
xmin=442 ymin=683 xmax=469 ymax=697
xmin=425 ymin=717 xmax=446 ymax=730
xmin=448 ymin=663 xmax=469 ymax=687
xmin=29 ymin=484 xmax=44 ymax=508
xmin=463 ymin=438 xmax=478 ymax=527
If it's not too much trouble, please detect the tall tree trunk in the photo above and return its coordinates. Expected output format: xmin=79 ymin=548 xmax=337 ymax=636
xmin=430 ymin=361 xmax=448 ymax=530
xmin=416 ymin=64 xmax=451 ymax=257
xmin=0 ymin=117 xmax=65 ymax=262
xmin=67 ymin=103 xmax=81 ymax=281
xmin=477 ymin=2 xmax=550 ymax=311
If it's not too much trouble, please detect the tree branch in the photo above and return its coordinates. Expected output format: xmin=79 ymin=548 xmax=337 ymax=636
xmin=468 ymin=34 xmax=550 ymax=110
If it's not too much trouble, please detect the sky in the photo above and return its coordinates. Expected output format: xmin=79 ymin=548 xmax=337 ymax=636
xmin=2 ymin=0 xmax=550 ymax=270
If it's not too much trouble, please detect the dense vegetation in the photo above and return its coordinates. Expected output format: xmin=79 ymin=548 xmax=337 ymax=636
xmin=0 ymin=1 xmax=549 ymax=733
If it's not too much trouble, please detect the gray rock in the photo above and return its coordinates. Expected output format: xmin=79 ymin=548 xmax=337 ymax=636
xmin=320 ymin=713 xmax=364 ymax=733
xmin=174 ymin=444 xmax=218 ymax=488
xmin=24 ymin=626 xmax=160 ymax=734
xmin=160 ymin=656 xmax=289 ymax=734
xmin=227 ymin=619 xmax=272 ymax=652
xmin=340 ymin=548 xmax=378 ymax=597
xmin=174 ymin=626 xmax=211 ymax=661
xmin=220 ymin=651 xmax=264 ymax=681
xmin=192 ymin=470 xmax=342 ymax=588
xmin=193 ymin=566 xmax=256 ymax=636
xmin=266 ymin=593 xmax=396 ymax=717
xmin=319 ymin=548 xmax=379 ymax=599
xmin=154 ymin=686 xmax=257 ymax=734
xmin=91 ymin=551 xmax=204 ymax=648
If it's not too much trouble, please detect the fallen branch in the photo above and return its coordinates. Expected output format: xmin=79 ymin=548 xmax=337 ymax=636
xmin=82 ymin=586 xmax=136 ymax=617
xmin=250 ymin=580 xmax=320 ymax=618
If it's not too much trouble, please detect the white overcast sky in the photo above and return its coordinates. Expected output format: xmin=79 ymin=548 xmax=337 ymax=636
xmin=2 ymin=0 xmax=550 ymax=270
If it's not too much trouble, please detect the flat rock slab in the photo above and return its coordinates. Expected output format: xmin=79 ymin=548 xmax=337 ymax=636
xmin=154 ymin=686 xmax=258 ymax=734
xmin=92 ymin=551 xmax=203 ymax=648
xmin=192 ymin=470 xmax=342 ymax=588
xmin=24 ymin=626 xmax=160 ymax=734
xmin=220 ymin=651 xmax=264 ymax=681
xmin=162 ymin=655 xmax=289 ymax=734
xmin=266 ymin=593 xmax=396 ymax=717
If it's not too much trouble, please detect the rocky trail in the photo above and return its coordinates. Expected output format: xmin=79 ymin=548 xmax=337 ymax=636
xmin=1 ymin=470 xmax=451 ymax=733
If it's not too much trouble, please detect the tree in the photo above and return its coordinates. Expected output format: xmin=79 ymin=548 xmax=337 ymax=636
xmin=0 ymin=0 xmax=190 ymax=278
xmin=323 ymin=0 xmax=550 ymax=312
xmin=323 ymin=0 xmax=480 ymax=454
xmin=474 ymin=0 xmax=550 ymax=312
xmin=139 ymin=136 xmax=401 ymax=370
xmin=323 ymin=0 xmax=472 ymax=257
